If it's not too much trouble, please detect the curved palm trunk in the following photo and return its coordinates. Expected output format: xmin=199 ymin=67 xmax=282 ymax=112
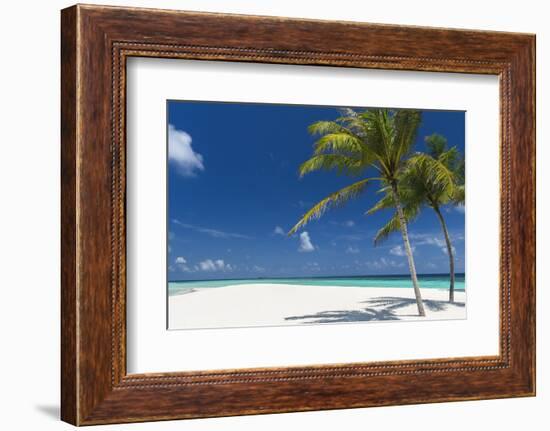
xmin=390 ymin=183 xmax=426 ymax=316
xmin=434 ymin=206 xmax=455 ymax=303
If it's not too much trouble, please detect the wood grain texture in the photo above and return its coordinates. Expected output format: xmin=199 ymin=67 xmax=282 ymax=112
xmin=60 ymin=4 xmax=536 ymax=425
xmin=60 ymin=6 xmax=78 ymax=425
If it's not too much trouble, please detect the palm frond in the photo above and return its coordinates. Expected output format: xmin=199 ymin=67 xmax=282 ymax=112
xmin=392 ymin=110 xmax=422 ymax=169
xmin=348 ymin=109 xmax=392 ymax=175
xmin=454 ymin=154 xmax=465 ymax=184
xmin=299 ymin=154 xmax=364 ymax=177
xmin=438 ymin=146 xmax=460 ymax=171
xmin=366 ymin=191 xmax=394 ymax=215
xmin=367 ymin=175 xmax=424 ymax=216
xmin=373 ymin=203 xmax=420 ymax=245
xmin=313 ymin=133 xmax=364 ymax=157
xmin=425 ymin=133 xmax=447 ymax=158
xmin=308 ymin=121 xmax=350 ymax=136
xmin=373 ymin=214 xmax=402 ymax=245
xmin=336 ymin=109 xmax=372 ymax=137
xmin=452 ymin=184 xmax=465 ymax=205
xmin=408 ymin=153 xmax=456 ymax=192
xmin=288 ymin=178 xmax=370 ymax=235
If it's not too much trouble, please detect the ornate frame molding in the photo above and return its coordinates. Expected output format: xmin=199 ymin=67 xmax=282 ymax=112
xmin=61 ymin=5 xmax=535 ymax=425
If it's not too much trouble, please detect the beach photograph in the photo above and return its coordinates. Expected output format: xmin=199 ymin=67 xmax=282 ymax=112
xmin=167 ymin=101 xmax=466 ymax=330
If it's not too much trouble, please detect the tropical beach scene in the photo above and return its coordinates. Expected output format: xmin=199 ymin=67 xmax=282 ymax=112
xmin=167 ymin=100 xmax=466 ymax=330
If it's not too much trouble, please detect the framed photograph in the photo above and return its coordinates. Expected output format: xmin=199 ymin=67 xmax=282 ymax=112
xmin=165 ymin=100 xmax=467 ymax=330
xmin=61 ymin=4 xmax=535 ymax=425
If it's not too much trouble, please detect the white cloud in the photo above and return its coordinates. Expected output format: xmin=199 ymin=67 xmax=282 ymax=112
xmin=330 ymin=220 xmax=356 ymax=228
xmin=409 ymin=233 xmax=457 ymax=255
xmin=174 ymin=256 xmax=192 ymax=272
xmin=389 ymin=245 xmax=415 ymax=256
xmin=346 ymin=246 xmax=360 ymax=254
xmin=199 ymin=258 xmax=233 ymax=272
xmin=168 ymin=231 xmax=174 ymax=254
xmin=298 ymin=231 xmax=315 ymax=252
xmin=173 ymin=220 xmax=251 ymax=239
xmin=385 ymin=258 xmax=405 ymax=268
xmin=336 ymin=233 xmax=365 ymax=241
xmin=168 ymin=125 xmax=204 ymax=176
xmin=442 ymin=245 xmax=456 ymax=255
xmin=410 ymin=234 xmax=446 ymax=248
xmin=304 ymin=261 xmax=320 ymax=271
xmin=199 ymin=260 xmax=216 ymax=271
xmin=273 ymin=226 xmax=285 ymax=236
xmin=366 ymin=257 xmax=405 ymax=270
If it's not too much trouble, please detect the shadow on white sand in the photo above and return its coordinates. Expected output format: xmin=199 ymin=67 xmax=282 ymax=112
xmin=284 ymin=296 xmax=465 ymax=324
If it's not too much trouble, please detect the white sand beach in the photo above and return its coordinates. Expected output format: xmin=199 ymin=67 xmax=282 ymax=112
xmin=168 ymin=284 xmax=466 ymax=330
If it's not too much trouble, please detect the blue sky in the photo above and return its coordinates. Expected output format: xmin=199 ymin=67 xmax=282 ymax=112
xmin=167 ymin=101 xmax=465 ymax=281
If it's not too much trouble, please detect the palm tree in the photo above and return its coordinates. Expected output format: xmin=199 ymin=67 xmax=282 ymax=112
xmin=288 ymin=108 xmax=426 ymax=316
xmin=368 ymin=133 xmax=464 ymax=303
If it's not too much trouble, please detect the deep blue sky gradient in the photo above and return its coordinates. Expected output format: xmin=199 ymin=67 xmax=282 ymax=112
xmin=167 ymin=101 xmax=465 ymax=281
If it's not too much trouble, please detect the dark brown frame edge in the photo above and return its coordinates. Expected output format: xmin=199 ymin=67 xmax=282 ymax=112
xmin=61 ymin=4 xmax=535 ymax=426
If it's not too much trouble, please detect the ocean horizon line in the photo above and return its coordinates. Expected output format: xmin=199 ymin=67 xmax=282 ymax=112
xmin=169 ymin=272 xmax=465 ymax=284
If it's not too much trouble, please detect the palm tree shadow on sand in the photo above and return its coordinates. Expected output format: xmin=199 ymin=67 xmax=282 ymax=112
xmin=284 ymin=296 xmax=465 ymax=324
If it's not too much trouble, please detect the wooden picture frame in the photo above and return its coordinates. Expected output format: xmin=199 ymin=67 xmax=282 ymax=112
xmin=61 ymin=4 xmax=535 ymax=425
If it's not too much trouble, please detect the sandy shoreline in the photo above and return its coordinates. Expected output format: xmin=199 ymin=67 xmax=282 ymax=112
xmin=168 ymin=284 xmax=466 ymax=330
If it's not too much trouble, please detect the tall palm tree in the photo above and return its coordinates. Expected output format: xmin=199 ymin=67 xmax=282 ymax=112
xmin=368 ymin=133 xmax=464 ymax=303
xmin=288 ymin=108 xmax=426 ymax=316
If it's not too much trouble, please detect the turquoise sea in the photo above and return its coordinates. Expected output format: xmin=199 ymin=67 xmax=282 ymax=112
xmin=168 ymin=273 xmax=465 ymax=296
